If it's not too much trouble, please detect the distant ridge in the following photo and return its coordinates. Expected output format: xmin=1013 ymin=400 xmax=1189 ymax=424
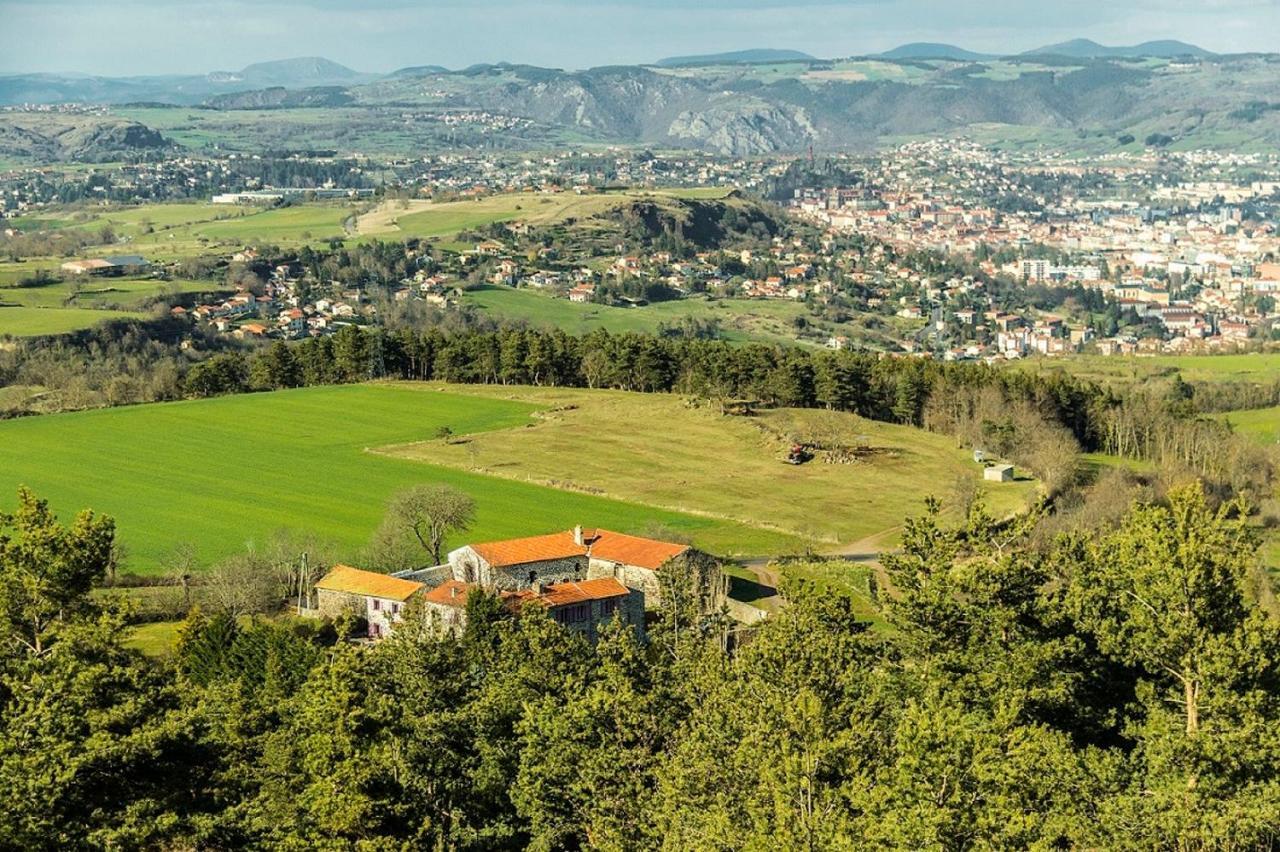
xmin=654 ymin=49 xmax=816 ymax=68
xmin=878 ymin=43 xmax=993 ymax=61
xmin=387 ymin=65 xmax=451 ymax=79
xmin=215 ymin=57 xmax=370 ymax=88
xmin=1023 ymin=38 xmax=1214 ymax=59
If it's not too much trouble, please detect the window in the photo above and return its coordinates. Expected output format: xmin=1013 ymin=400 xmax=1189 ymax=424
xmin=601 ymin=597 xmax=619 ymax=617
xmin=371 ymin=599 xmax=381 ymax=611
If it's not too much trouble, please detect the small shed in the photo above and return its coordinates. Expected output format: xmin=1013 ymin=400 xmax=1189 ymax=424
xmin=984 ymin=463 xmax=1014 ymax=483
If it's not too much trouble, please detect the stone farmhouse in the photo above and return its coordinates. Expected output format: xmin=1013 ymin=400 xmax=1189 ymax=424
xmin=314 ymin=564 xmax=423 ymax=639
xmin=310 ymin=526 xmax=692 ymax=640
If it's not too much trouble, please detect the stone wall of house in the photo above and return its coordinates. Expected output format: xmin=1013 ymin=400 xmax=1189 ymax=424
xmin=587 ymin=558 xmax=662 ymax=609
xmin=449 ymin=546 xmax=587 ymax=591
xmin=316 ymin=588 xmax=364 ymax=619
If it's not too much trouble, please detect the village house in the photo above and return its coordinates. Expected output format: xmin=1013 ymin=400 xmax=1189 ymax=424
xmin=314 ymin=564 xmax=423 ymax=639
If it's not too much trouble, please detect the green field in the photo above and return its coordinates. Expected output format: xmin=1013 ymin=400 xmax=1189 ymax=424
xmin=462 ymin=285 xmax=816 ymax=346
xmin=0 ymin=269 xmax=220 ymax=337
xmin=0 ymin=305 xmax=149 ymax=337
xmin=1017 ymin=352 xmax=1280 ymax=386
xmin=1215 ymin=406 xmax=1280 ymax=445
xmin=0 ymin=384 xmax=796 ymax=573
xmin=380 ymin=386 xmax=1038 ymax=549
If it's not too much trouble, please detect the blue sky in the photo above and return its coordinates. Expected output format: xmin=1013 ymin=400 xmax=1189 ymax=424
xmin=2 ymin=0 xmax=1278 ymax=75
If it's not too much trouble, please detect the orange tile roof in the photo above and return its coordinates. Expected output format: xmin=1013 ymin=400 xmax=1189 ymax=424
xmin=420 ymin=579 xmax=474 ymax=609
xmin=466 ymin=528 xmax=688 ymax=572
xmin=315 ymin=564 xmax=423 ymax=602
xmin=588 ymin=529 xmax=689 ymax=571
xmin=470 ymin=531 xmax=587 ymax=568
xmin=509 ymin=577 xmax=631 ymax=608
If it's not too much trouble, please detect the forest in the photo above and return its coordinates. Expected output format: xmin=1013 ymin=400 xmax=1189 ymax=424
xmin=2 ymin=482 xmax=1278 ymax=849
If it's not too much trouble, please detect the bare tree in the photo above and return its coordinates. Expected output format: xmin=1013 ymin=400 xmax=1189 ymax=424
xmin=384 ymin=484 xmax=477 ymax=566
xmin=205 ymin=553 xmax=281 ymax=619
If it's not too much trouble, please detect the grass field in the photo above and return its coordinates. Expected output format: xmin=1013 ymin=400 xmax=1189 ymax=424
xmin=355 ymin=188 xmax=735 ymax=240
xmin=379 ymin=385 xmax=1038 ymax=549
xmin=462 ymin=285 xmax=816 ymax=346
xmin=0 ymin=270 xmax=220 ymax=337
xmin=0 ymin=384 xmax=796 ymax=573
xmin=0 ymin=305 xmax=149 ymax=336
xmin=1216 ymin=406 xmax=1280 ymax=445
xmin=1017 ymin=352 xmax=1280 ymax=386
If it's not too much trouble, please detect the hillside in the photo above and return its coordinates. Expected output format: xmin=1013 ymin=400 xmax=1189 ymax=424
xmin=379 ymin=386 xmax=1039 ymax=549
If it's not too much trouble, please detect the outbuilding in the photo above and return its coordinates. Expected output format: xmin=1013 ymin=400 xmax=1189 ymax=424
xmin=984 ymin=463 xmax=1015 ymax=483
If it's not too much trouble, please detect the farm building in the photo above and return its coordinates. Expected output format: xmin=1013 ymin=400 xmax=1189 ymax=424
xmin=310 ymin=526 xmax=692 ymax=640
xmin=447 ymin=526 xmax=690 ymax=609
xmin=984 ymin=463 xmax=1015 ymax=482
xmin=60 ymin=255 xmax=150 ymax=276
xmin=313 ymin=564 xmax=423 ymax=639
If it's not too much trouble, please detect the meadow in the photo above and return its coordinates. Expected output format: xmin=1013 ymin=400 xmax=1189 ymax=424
xmin=379 ymin=385 xmax=1039 ymax=549
xmin=0 ymin=270 xmax=219 ymax=337
xmin=461 ymin=285 xmax=817 ymax=346
xmin=1216 ymin=406 xmax=1280 ymax=445
xmin=1015 ymin=352 xmax=1280 ymax=386
xmin=0 ymin=384 xmax=797 ymax=574
xmin=0 ymin=305 xmax=149 ymax=337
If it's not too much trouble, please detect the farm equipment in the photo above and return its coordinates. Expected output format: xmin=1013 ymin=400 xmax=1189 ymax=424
xmin=783 ymin=443 xmax=814 ymax=465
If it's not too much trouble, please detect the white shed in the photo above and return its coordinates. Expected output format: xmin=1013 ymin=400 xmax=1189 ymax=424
xmin=984 ymin=464 xmax=1014 ymax=483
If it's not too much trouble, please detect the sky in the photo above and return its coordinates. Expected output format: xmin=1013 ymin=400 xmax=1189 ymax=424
xmin=1 ymin=0 xmax=1279 ymax=76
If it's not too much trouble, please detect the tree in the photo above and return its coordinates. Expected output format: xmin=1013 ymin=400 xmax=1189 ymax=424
xmin=380 ymin=484 xmax=476 ymax=566
xmin=0 ymin=487 xmax=115 ymax=657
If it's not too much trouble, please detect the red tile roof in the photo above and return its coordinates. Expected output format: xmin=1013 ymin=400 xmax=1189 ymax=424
xmin=466 ymin=528 xmax=688 ymax=572
xmin=315 ymin=564 xmax=423 ymax=602
xmin=588 ymin=530 xmax=689 ymax=571
xmin=509 ymin=577 xmax=631 ymax=608
xmin=470 ymin=531 xmax=587 ymax=568
xmin=420 ymin=579 xmax=474 ymax=609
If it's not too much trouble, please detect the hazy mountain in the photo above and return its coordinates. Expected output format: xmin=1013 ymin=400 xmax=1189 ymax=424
xmin=0 ymin=57 xmax=375 ymax=106
xmin=878 ymin=43 xmax=994 ymax=61
xmin=387 ymin=65 xmax=451 ymax=79
xmin=213 ymin=57 xmax=373 ymax=88
xmin=654 ymin=49 xmax=817 ymax=68
xmin=6 ymin=52 xmax=1280 ymax=159
xmin=1024 ymin=38 xmax=1214 ymax=58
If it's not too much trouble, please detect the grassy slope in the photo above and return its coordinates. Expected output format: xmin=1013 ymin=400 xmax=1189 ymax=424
xmin=0 ymin=306 xmax=149 ymax=336
xmin=1016 ymin=353 xmax=1280 ymax=386
xmin=462 ymin=285 xmax=811 ymax=346
xmin=378 ymin=385 xmax=1038 ymax=549
xmin=0 ymin=384 xmax=794 ymax=573
xmin=1215 ymin=406 xmax=1280 ymax=445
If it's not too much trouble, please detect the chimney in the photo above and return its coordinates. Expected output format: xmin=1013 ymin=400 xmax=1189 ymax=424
xmin=573 ymin=524 xmax=584 ymax=546
xmin=533 ymin=579 xmax=546 ymax=595
xmin=450 ymin=585 xmax=458 ymax=599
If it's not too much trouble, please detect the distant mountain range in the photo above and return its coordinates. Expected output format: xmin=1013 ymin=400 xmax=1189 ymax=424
xmin=5 ymin=42 xmax=1275 ymax=161
xmin=0 ymin=57 xmax=379 ymax=106
xmin=654 ymin=49 xmax=817 ymax=68
xmin=1022 ymin=39 xmax=1214 ymax=59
